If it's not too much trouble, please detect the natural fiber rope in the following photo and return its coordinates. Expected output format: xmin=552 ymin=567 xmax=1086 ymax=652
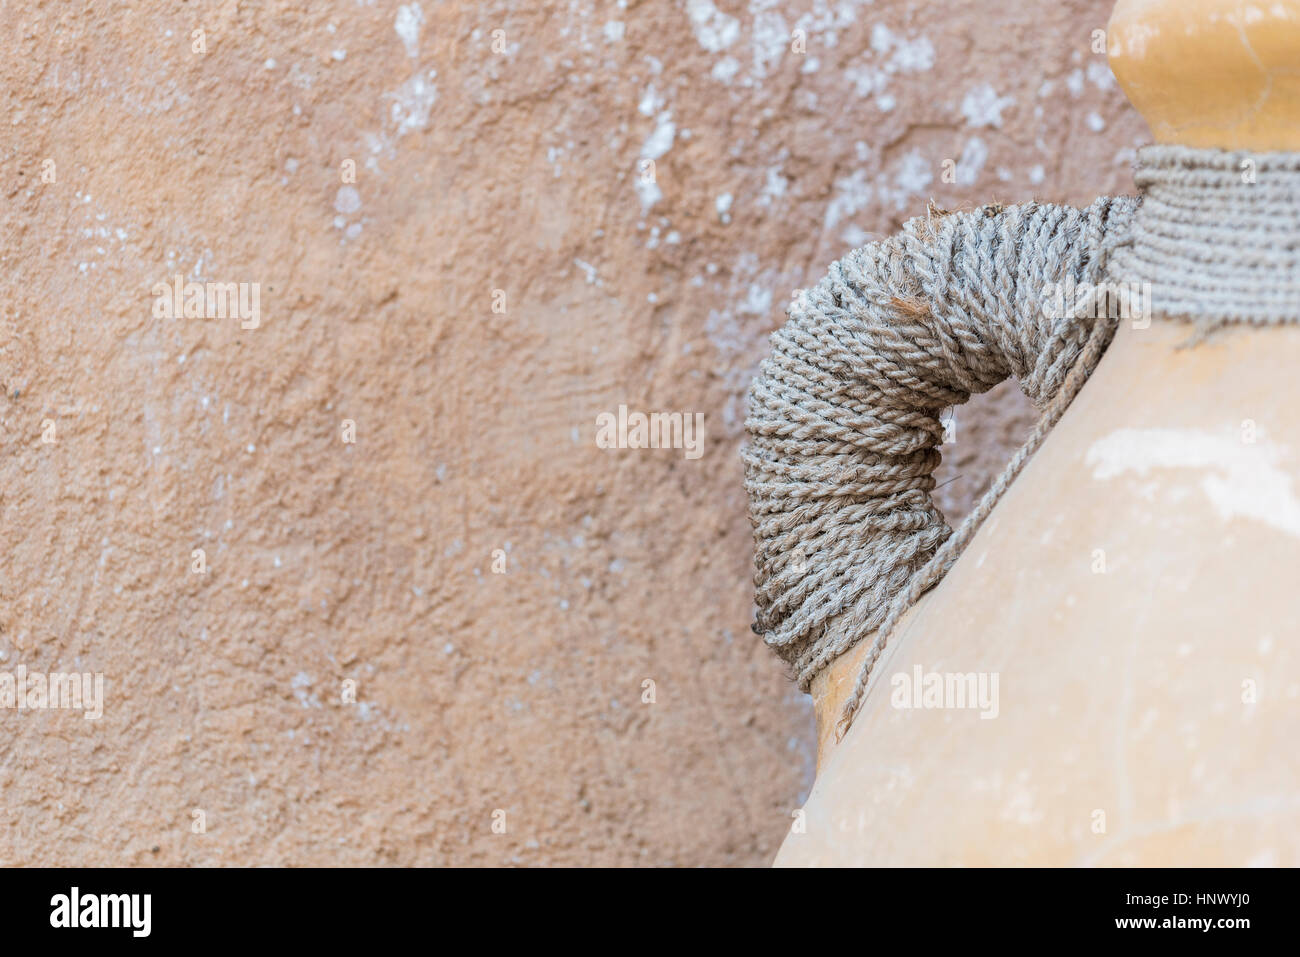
xmin=1110 ymin=146 xmax=1300 ymax=330
xmin=744 ymin=145 xmax=1300 ymax=738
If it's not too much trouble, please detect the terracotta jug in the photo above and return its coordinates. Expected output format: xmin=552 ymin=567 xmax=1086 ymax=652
xmin=775 ymin=0 xmax=1300 ymax=866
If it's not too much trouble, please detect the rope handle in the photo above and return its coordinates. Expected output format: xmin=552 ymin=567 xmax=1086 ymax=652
xmin=744 ymin=196 xmax=1139 ymax=738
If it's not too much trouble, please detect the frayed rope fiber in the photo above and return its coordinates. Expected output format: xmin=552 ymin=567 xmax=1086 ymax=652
xmin=744 ymin=145 xmax=1300 ymax=738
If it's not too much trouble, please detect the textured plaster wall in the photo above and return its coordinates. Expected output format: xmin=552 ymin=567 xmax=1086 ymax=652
xmin=0 ymin=0 xmax=1147 ymax=866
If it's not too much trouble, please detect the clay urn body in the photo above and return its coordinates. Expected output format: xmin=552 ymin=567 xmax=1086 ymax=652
xmin=773 ymin=0 xmax=1300 ymax=866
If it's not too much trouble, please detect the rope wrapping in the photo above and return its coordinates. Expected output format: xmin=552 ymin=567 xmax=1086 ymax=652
xmin=745 ymin=144 xmax=1300 ymax=736
xmin=744 ymin=194 xmax=1144 ymax=733
xmin=1110 ymin=146 xmax=1300 ymax=329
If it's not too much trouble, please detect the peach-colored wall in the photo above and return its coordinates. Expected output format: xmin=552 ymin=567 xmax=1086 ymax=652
xmin=0 ymin=0 xmax=1145 ymax=865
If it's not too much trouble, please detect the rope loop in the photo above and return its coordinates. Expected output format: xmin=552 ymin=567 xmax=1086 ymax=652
xmin=744 ymin=195 xmax=1138 ymax=731
xmin=746 ymin=145 xmax=1300 ymax=738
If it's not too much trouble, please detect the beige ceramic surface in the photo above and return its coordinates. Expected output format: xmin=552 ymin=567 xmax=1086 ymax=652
xmin=783 ymin=320 xmax=1300 ymax=865
xmin=788 ymin=0 xmax=1300 ymax=865
xmin=1108 ymin=0 xmax=1300 ymax=150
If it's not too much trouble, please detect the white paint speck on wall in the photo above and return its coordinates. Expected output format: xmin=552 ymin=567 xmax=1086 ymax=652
xmin=961 ymin=83 xmax=1015 ymax=128
xmin=956 ymin=137 xmax=988 ymax=187
xmin=711 ymin=57 xmax=740 ymax=84
xmin=641 ymin=113 xmax=676 ymax=161
xmin=395 ymin=3 xmax=423 ymax=59
xmin=638 ymin=84 xmax=663 ymax=116
xmin=895 ymin=149 xmax=933 ymax=195
xmin=1086 ymin=60 xmax=1115 ymax=90
xmin=871 ymin=24 xmax=935 ymax=73
xmin=750 ymin=5 xmax=789 ymax=79
xmin=716 ymin=192 xmax=733 ymax=223
xmin=334 ymin=186 xmax=362 ymax=214
xmin=686 ymin=0 xmax=740 ymax=53
xmin=756 ymin=166 xmax=788 ymax=208
xmin=634 ymin=109 xmax=676 ymax=211
xmin=635 ymin=178 xmax=663 ymax=211
xmin=825 ymin=167 xmax=872 ymax=232
xmin=387 ymin=73 xmax=437 ymax=136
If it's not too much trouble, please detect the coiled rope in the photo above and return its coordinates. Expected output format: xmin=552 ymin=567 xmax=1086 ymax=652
xmin=1110 ymin=146 xmax=1300 ymax=330
xmin=745 ymin=145 xmax=1300 ymax=738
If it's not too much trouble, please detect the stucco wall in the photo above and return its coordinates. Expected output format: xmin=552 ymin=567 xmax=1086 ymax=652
xmin=0 ymin=0 xmax=1146 ymax=865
